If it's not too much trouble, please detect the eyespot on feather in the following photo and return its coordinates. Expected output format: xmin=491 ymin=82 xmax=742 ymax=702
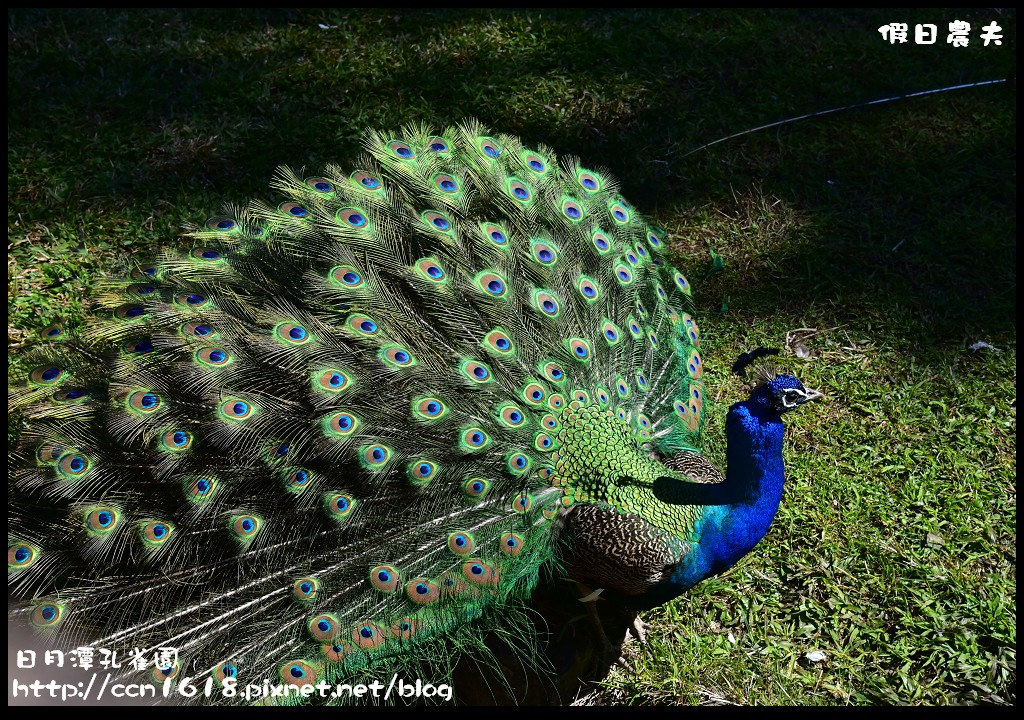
xmin=322 ymin=642 xmax=354 ymax=663
xmin=40 ymin=322 xmax=65 ymax=340
xmin=533 ymin=290 xmax=560 ymax=318
xmin=205 ymin=217 xmax=237 ymax=232
xmin=533 ymin=432 xmax=556 ymax=452
xmin=475 ymin=271 xmax=509 ymax=299
xmin=84 ymin=506 xmax=119 ymax=535
xmin=576 ymin=169 xmax=603 ymax=192
xmin=591 ymin=229 xmax=613 ymax=254
xmin=447 ymin=532 xmax=475 ymax=556
xmin=476 ymin=136 xmax=503 ymax=159
xmin=126 ymin=283 xmax=158 ymax=299
xmin=438 ymin=572 xmax=469 ymax=597
xmin=497 ymin=403 xmax=527 ymax=428
xmin=337 ymin=207 xmax=371 ymax=230
xmin=433 ymin=173 xmax=460 ymax=194
xmin=577 ymin=275 xmax=601 ymax=302
xmin=540 ymin=413 xmax=560 ymax=431
xmin=52 ymin=387 xmax=88 ymax=403
xmin=521 ymin=149 xmax=548 ymax=174
xmin=304 ymin=177 xmax=335 ymax=194
xmin=230 ymin=514 xmax=261 ymax=541
xmin=507 ymin=452 xmax=531 ymax=475
xmin=150 ymin=662 xmax=180 ymax=684
xmin=58 ymin=453 xmax=91 ymax=479
xmin=350 ymin=171 xmax=383 ymax=191
xmin=113 ymin=304 xmax=149 ymax=320
xmin=461 ymin=559 xmax=499 ymax=586
xmin=35 ymin=442 xmax=65 ymax=464
xmin=283 ymin=468 xmax=313 ymax=492
xmin=480 ymin=222 xmax=510 ymax=248
xmin=463 ymin=478 xmax=490 ymax=499
xmin=421 ymin=210 xmax=454 ymax=234
xmin=9 ymin=543 xmax=39 ymax=570
xmin=460 ymin=359 xmax=494 ymax=384
xmin=182 ymin=322 xmax=216 ymax=340
xmin=387 ymin=140 xmax=415 ymax=160
xmin=521 ymin=381 xmax=546 ymax=406
xmin=184 ymin=475 xmax=218 ymax=502
xmin=31 ymin=602 xmax=64 ymax=628
xmin=530 ymin=239 xmax=559 ymax=266
xmin=613 ymin=262 xmax=634 ymax=286
xmin=426 ymin=136 xmax=450 ymax=154
xmin=414 ymin=257 xmax=448 ymax=284
xmin=352 ymin=622 xmax=387 ymax=649
xmin=674 ymin=270 xmax=692 ymax=295
xmin=214 ymin=662 xmax=240 ymax=685
xmin=160 ymin=429 xmax=193 ymax=453
xmin=616 ymin=376 xmax=631 ymax=399
xmin=274 ymin=322 xmax=312 ymax=346
xmin=540 ymin=361 xmax=566 ymax=384
xmin=330 ymin=265 xmax=366 ymax=289
xmin=278 ymin=202 xmax=309 ymax=219
xmin=292 ymin=577 xmax=319 ymax=602
xmin=29 ymin=366 xmax=65 ymax=386
xmin=506 ymin=178 xmax=532 ymax=204
xmin=686 ymin=349 xmax=704 ymax=379
xmin=391 ymin=617 xmax=422 ymax=641
xmin=130 ymin=264 xmax=162 ymax=281
xmin=190 ymin=247 xmax=224 ymax=262
xmin=174 ymin=291 xmax=210 ymax=309
xmin=408 ymin=460 xmax=437 ymax=485
xmin=609 ymin=200 xmax=631 ymax=224
xmin=195 ymin=347 xmax=230 ymax=367
xmin=482 ymin=327 xmax=515 ymax=356
xmin=279 ymin=660 xmax=317 ymax=687
xmin=380 ymin=344 xmax=417 ymax=369
xmin=500 ymin=532 xmax=524 ymax=556
xmin=601 ymin=320 xmax=623 ymax=346
xmin=315 ymin=369 xmax=351 ymax=394
xmin=412 ymin=396 xmax=448 ymax=422
xmin=566 ymin=338 xmax=592 ymax=362
xmin=219 ymin=397 xmax=255 ymax=422
xmin=561 ymin=198 xmax=584 ymax=222
xmin=325 ymin=493 xmax=357 ymax=518
xmin=460 ymin=426 xmax=491 ymax=452
xmin=369 ymin=565 xmax=401 ymax=593
xmin=139 ymin=520 xmax=173 ymax=548
xmin=308 ymin=613 xmax=341 ymax=642
xmin=511 ymin=493 xmax=534 ymax=513
xmin=347 ymin=314 xmax=380 ymax=337
xmin=360 ymin=444 xmax=391 ymax=468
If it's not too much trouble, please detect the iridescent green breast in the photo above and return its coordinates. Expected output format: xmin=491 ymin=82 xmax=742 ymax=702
xmin=550 ymin=402 xmax=703 ymax=541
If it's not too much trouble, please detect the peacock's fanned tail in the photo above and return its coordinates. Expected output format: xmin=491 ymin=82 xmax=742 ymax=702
xmin=7 ymin=120 xmax=707 ymax=700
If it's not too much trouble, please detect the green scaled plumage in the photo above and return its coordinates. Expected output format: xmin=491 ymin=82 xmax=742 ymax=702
xmin=7 ymin=121 xmax=708 ymax=703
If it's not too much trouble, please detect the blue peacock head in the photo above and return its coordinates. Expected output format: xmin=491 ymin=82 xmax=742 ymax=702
xmin=733 ymin=347 xmax=823 ymax=415
xmin=759 ymin=374 xmax=823 ymax=414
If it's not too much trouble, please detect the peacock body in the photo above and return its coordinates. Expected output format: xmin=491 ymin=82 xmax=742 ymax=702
xmin=8 ymin=120 xmax=819 ymax=702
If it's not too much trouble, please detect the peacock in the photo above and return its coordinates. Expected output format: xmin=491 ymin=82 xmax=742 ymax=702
xmin=7 ymin=120 xmax=821 ymax=704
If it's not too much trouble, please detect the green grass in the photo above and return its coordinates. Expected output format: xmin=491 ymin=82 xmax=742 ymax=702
xmin=7 ymin=8 xmax=1015 ymax=705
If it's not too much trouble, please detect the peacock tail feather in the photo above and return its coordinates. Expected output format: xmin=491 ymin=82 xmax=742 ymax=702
xmin=8 ymin=120 xmax=708 ymax=701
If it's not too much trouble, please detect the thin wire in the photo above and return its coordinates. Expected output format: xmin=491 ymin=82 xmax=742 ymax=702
xmin=678 ymin=78 xmax=1008 ymax=160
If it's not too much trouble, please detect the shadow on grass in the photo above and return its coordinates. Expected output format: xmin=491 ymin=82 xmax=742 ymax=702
xmin=8 ymin=8 xmax=1016 ymax=353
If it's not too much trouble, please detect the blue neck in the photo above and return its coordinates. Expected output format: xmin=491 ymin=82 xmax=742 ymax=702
xmin=637 ymin=390 xmax=787 ymax=608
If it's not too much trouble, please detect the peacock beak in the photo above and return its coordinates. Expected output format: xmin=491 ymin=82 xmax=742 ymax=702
xmin=802 ymin=388 xmax=824 ymax=403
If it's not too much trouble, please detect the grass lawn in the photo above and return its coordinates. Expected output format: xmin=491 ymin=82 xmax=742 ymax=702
xmin=8 ymin=9 xmax=1015 ymax=705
